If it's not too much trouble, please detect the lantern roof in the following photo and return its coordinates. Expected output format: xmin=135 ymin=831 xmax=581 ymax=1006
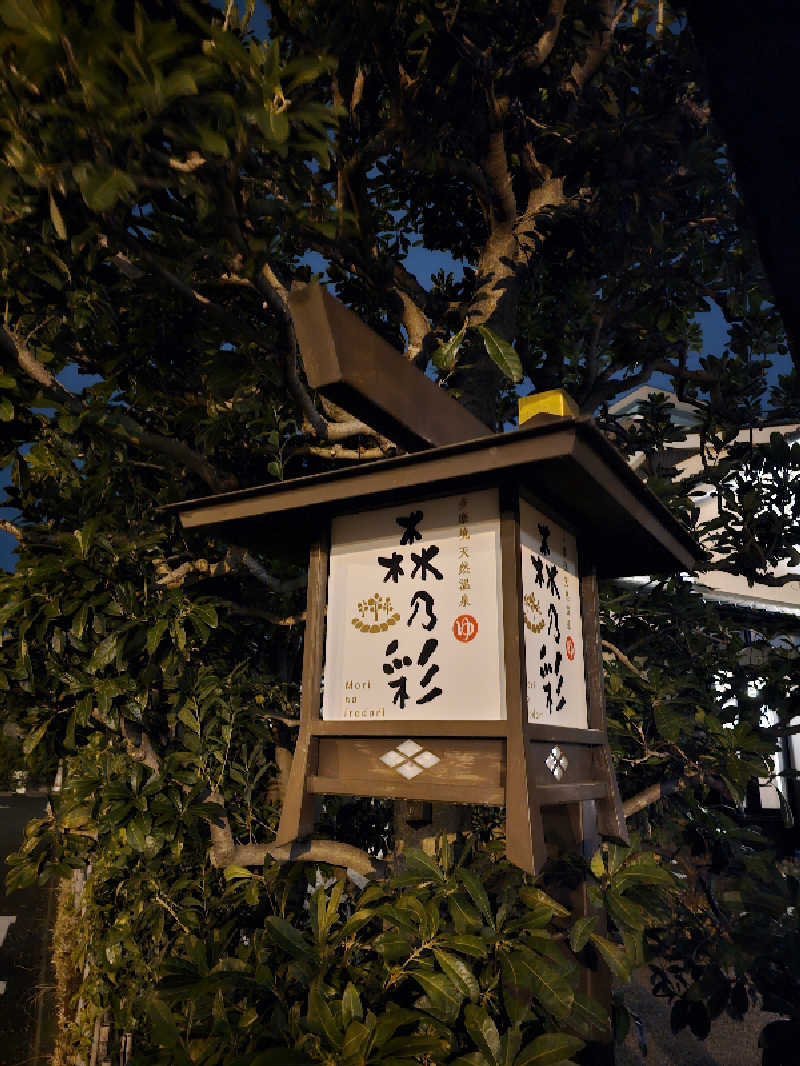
xmin=165 ymin=415 xmax=701 ymax=577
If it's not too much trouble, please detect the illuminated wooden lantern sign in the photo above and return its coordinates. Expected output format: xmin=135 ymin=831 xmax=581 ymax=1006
xmin=170 ymin=371 xmax=699 ymax=872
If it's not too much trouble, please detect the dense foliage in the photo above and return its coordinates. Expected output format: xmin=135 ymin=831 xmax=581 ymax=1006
xmin=0 ymin=1 xmax=799 ymax=1063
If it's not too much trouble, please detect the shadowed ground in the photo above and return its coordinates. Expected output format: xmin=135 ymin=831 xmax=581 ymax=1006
xmin=616 ymin=968 xmax=781 ymax=1066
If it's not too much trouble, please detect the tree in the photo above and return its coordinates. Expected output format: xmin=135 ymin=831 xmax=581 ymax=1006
xmin=0 ymin=1 xmax=798 ymax=1063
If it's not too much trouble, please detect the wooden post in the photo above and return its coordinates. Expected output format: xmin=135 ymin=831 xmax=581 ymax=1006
xmin=544 ymin=802 xmax=615 ymax=1064
xmin=581 ymin=566 xmax=628 ymax=842
xmin=501 ymin=482 xmax=547 ymax=873
xmin=275 ymin=532 xmax=329 ymax=845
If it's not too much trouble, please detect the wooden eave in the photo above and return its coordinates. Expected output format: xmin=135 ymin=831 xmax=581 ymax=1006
xmin=164 ymin=415 xmax=702 ymax=577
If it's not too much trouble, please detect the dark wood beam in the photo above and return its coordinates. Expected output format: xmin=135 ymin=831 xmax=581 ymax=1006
xmin=288 ymin=283 xmax=490 ymax=450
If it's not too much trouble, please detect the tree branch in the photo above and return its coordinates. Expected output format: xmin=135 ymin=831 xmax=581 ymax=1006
xmin=302 ymin=417 xmax=374 ymax=440
xmin=0 ymin=517 xmax=24 ymax=540
xmin=506 ymin=0 xmax=566 ymax=73
xmin=154 ymin=549 xmax=307 ymax=594
xmin=4 ymin=323 xmax=236 ymax=492
xmin=120 ymin=719 xmax=160 ymax=773
xmin=298 ymin=444 xmax=387 ymax=460
xmin=206 ymin=791 xmax=384 ymax=878
xmin=763 ymin=721 xmax=800 ymax=738
xmin=227 ymin=604 xmax=307 ymax=627
xmin=483 ymin=128 xmax=517 ymax=225
xmin=395 ymin=289 xmax=434 ymax=365
xmin=110 ymin=231 xmax=281 ymax=360
xmin=602 ymin=639 xmax=647 ymax=679
xmin=1 ymin=324 xmax=78 ymax=405
xmin=562 ymin=0 xmax=615 ymax=98
xmin=581 ymin=358 xmax=667 ymax=412
xmin=623 ymin=772 xmax=732 ymax=818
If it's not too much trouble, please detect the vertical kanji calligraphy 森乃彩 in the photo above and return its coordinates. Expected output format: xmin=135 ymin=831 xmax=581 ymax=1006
xmin=520 ymin=499 xmax=588 ymax=729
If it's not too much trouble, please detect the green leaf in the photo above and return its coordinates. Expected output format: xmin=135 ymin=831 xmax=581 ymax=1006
xmin=268 ymin=106 xmax=290 ymax=143
xmin=373 ymin=931 xmax=415 ymax=960
xmin=342 ymin=1020 xmax=371 ymax=1062
xmin=477 ymin=326 xmax=522 ymax=383
xmin=49 ymin=192 xmax=67 ymax=239
xmin=442 ymin=933 xmax=488 ymax=958
xmin=464 ymin=1003 xmax=501 ymax=1066
xmin=448 ymin=893 xmax=482 ymax=930
xmin=178 ymin=705 xmax=200 ymax=733
xmin=163 ymin=69 xmax=198 ymax=99
xmin=127 ymin=820 xmax=146 ymax=852
xmin=606 ymin=888 xmax=648 ymax=932
xmin=191 ymin=601 xmax=218 ymax=629
xmin=612 ymin=853 xmax=676 ymax=893
xmin=458 ymin=868 xmax=493 ymax=926
xmin=6 ymin=863 xmax=37 ymax=892
xmin=411 ymin=969 xmax=463 ymax=1022
xmin=338 ymin=908 xmax=378 ymax=939
xmin=79 ymin=168 xmax=137 ymax=213
xmin=62 ymin=806 xmax=91 ymax=829
xmin=145 ymin=996 xmax=188 ymax=1058
xmin=370 ymin=1008 xmax=421 ymax=1048
xmin=588 ymin=934 xmax=632 ymax=981
xmin=433 ymin=948 xmax=480 ymax=1001
xmin=432 ymin=327 xmax=466 ymax=372
xmin=499 ymin=1028 xmax=523 ymax=1066
xmin=266 ymin=916 xmax=311 ymax=960
xmin=71 ymin=604 xmax=89 ymax=640
xmin=519 ymin=887 xmax=570 ymax=918
xmin=589 ymin=849 xmax=606 ymax=879
xmin=196 ymin=127 xmax=230 ymax=156
xmin=500 ymin=951 xmax=574 ymax=1020
xmin=88 ymin=632 xmax=118 ymax=673
xmin=325 ymin=879 xmax=345 ymax=931
xmin=249 ymin=1051 xmax=314 ymax=1066
xmin=0 ymin=397 xmax=13 ymax=421
xmin=146 ymin=620 xmax=168 ymax=656
xmin=310 ymin=884 xmax=327 ymax=944
xmin=0 ymin=373 xmax=15 ymax=388
xmin=450 ymin=1055 xmax=490 ymax=1066
xmin=23 ymin=721 xmax=47 ymax=755
xmin=569 ymin=914 xmax=600 ymax=953
xmin=308 ymin=985 xmax=344 ymax=1048
xmin=404 ymin=846 xmax=446 ymax=881
xmin=223 ymin=865 xmax=253 ymax=881
xmin=342 ymin=982 xmax=363 ymax=1028
xmin=514 ymin=1032 xmax=585 ymax=1066
xmin=569 ymin=989 xmax=611 ymax=1039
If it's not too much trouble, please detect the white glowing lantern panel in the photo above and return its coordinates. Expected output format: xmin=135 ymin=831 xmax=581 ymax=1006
xmin=323 ymin=488 xmax=505 ymax=721
xmin=520 ymin=499 xmax=588 ymax=729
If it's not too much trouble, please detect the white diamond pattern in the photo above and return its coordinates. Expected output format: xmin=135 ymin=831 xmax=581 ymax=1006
xmin=414 ymin=750 xmax=440 ymax=769
xmin=380 ymin=740 xmax=441 ymax=779
xmin=396 ymin=761 xmax=424 ymax=779
xmin=397 ymin=739 xmax=423 ymax=757
xmin=380 ymin=750 xmax=405 ymax=768
xmin=545 ymin=745 xmax=568 ymax=781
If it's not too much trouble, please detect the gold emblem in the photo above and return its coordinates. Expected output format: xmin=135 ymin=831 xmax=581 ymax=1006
xmin=523 ymin=590 xmax=545 ymax=633
xmin=351 ymin=592 xmax=401 ymax=633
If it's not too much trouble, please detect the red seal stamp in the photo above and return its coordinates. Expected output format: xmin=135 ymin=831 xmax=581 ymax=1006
xmin=453 ymin=614 xmax=478 ymax=643
xmin=565 ymin=636 xmax=576 ymax=661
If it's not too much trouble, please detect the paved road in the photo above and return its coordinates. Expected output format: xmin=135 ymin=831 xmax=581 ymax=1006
xmin=0 ymin=793 xmax=54 ymax=1066
xmin=615 ymin=968 xmax=779 ymax=1066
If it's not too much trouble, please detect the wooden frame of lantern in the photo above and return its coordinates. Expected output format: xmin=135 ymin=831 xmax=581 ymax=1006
xmin=169 ymin=414 xmax=698 ymax=874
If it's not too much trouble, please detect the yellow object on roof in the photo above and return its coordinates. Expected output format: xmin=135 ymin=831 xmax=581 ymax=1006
xmin=518 ymin=389 xmax=580 ymax=424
